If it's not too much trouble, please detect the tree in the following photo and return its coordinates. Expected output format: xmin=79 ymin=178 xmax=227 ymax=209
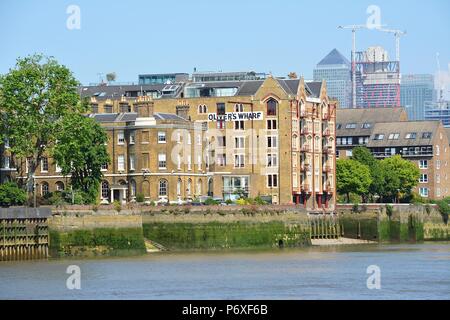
xmin=379 ymin=155 xmax=420 ymax=203
xmin=52 ymin=113 xmax=110 ymax=204
xmin=0 ymin=54 xmax=85 ymax=201
xmin=336 ymin=159 xmax=372 ymax=203
xmin=0 ymin=182 xmax=27 ymax=207
xmin=352 ymin=146 xmax=384 ymax=201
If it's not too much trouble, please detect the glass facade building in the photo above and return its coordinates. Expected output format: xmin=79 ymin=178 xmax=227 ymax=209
xmin=313 ymin=49 xmax=352 ymax=108
xmin=401 ymin=74 xmax=435 ymax=120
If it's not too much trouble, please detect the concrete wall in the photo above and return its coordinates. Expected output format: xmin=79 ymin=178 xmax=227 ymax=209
xmin=48 ymin=215 xmax=142 ymax=232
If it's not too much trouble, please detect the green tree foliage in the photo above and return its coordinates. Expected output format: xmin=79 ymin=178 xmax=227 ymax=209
xmin=0 ymin=54 xmax=86 ymax=196
xmin=379 ymin=155 xmax=420 ymax=202
xmin=336 ymin=159 xmax=372 ymax=203
xmin=52 ymin=113 xmax=110 ymax=204
xmin=0 ymin=182 xmax=27 ymax=207
xmin=352 ymin=146 xmax=384 ymax=201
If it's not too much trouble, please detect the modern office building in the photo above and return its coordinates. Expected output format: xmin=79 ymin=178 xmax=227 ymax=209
xmin=401 ymin=74 xmax=435 ymax=120
xmin=313 ymin=49 xmax=352 ymax=108
xmin=336 ymin=108 xmax=450 ymax=199
xmin=192 ymin=71 xmax=267 ymax=83
xmin=425 ymin=100 xmax=450 ymax=127
xmin=355 ymin=46 xmax=401 ymax=108
xmin=2 ymin=76 xmax=337 ymax=212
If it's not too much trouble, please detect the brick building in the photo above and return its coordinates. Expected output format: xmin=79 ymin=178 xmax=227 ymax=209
xmin=1 ymin=75 xmax=337 ymax=212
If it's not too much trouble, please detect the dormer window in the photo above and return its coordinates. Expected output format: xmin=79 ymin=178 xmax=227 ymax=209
xmin=373 ymin=134 xmax=384 ymax=140
xmin=361 ymin=123 xmax=372 ymax=129
xmin=388 ymin=133 xmax=400 ymax=140
xmin=405 ymin=133 xmax=417 ymax=139
xmin=267 ymin=98 xmax=277 ymax=116
xmin=345 ymin=123 xmax=356 ymax=129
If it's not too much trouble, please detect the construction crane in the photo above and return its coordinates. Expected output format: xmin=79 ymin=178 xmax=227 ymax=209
xmin=338 ymin=25 xmax=369 ymax=108
xmin=377 ymin=28 xmax=406 ymax=62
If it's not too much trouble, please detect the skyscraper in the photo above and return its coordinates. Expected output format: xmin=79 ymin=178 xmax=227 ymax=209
xmin=314 ymin=49 xmax=352 ymax=108
xmin=401 ymin=74 xmax=435 ymax=120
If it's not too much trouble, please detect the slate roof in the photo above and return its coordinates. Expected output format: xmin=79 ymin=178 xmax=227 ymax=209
xmin=305 ymin=82 xmax=322 ymax=98
xmin=317 ymin=49 xmax=350 ymax=66
xmin=366 ymin=121 xmax=439 ymax=148
xmin=336 ymin=107 xmax=408 ymax=136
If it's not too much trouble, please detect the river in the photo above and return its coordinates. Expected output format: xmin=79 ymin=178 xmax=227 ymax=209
xmin=0 ymin=243 xmax=449 ymax=300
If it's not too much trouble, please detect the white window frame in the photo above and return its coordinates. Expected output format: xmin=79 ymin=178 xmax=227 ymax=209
xmin=129 ymin=155 xmax=135 ymax=171
xmin=419 ymin=174 xmax=428 ymax=183
xmin=419 ymin=160 xmax=428 ymax=169
xmin=117 ymin=155 xmax=125 ymax=171
xmin=41 ymin=158 xmax=48 ymax=173
xmin=158 ymin=154 xmax=167 ymax=169
xmin=234 ymin=154 xmax=245 ymax=168
xmin=158 ymin=131 xmax=166 ymax=144
xmin=267 ymin=174 xmax=278 ymax=188
xmin=117 ymin=131 xmax=125 ymax=145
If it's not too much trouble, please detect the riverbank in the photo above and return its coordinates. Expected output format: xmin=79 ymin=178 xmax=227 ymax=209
xmin=3 ymin=203 xmax=447 ymax=259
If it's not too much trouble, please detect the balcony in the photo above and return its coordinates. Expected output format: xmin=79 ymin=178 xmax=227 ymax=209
xmin=323 ymin=147 xmax=334 ymax=154
xmin=372 ymin=150 xmax=433 ymax=158
xmin=322 ymin=165 xmax=332 ymax=173
xmin=300 ymin=128 xmax=311 ymax=135
xmin=322 ymin=113 xmax=329 ymax=121
xmin=300 ymin=163 xmax=311 ymax=172
xmin=323 ymin=183 xmax=333 ymax=193
xmin=323 ymin=129 xmax=332 ymax=136
xmin=301 ymin=184 xmax=311 ymax=193
xmin=300 ymin=145 xmax=312 ymax=152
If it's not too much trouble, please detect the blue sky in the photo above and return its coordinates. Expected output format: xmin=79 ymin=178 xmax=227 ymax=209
xmin=1 ymin=0 xmax=449 ymax=85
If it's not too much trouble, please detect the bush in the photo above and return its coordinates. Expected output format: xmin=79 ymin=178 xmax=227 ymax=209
xmin=0 ymin=182 xmax=27 ymax=207
xmin=49 ymin=191 xmax=66 ymax=207
xmin=386 ymin=204 xmax=393 ymax=218
xmin=204 ymin=197 xmax=219 ymax=206
xmin=136 ymin=193 xmax=145 ymax=203
xmin=113 ymin=200 xmax=122 ymax=212
xmin=435 ymin=200 xmax=449 ymax=224
xmin=254 ymin=196 xmax=267 ymax=205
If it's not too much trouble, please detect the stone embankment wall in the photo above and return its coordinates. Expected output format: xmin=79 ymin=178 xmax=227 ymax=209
xmin=336 ymin=204 xmax=449 ymax=242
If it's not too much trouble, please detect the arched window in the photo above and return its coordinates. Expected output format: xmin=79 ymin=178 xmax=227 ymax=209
xmin=187 ymin=178 xmax=192 ymax=195
xmin=292 ymin=134 xmax=298 ymax=149
xmin=197 ymin=179 xmax=202 ymax=195
xmin=267 ymin=98 xmax=278 ymax=116
xmin=159 ymin=179 xmax=168 ymax=196
xmin=101 ymin=181 xmax=110 ymax=199
xmin=41 ymin=182 xmax=49 ymax=196
xmin=177 ymin=179 xmax=182 ymax=196
xmin=55 ymin=181 xmax=65 ymax=192
xmin=130 ymin=179 xmax=136 ymax=197
xmin=198 ymin=104 xmax=208 ymax=114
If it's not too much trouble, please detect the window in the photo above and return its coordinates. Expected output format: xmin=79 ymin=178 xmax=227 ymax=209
xmin=142 ymin=153 xmax=149 ymax=169
xmin=158 ymin=154 xmax=166 ymax=169
xmin=197 ymin=154 xmax=202 ymax=169
xmin=217 ymin=154 xmax=226 ymax=166
xmin=358 ymin=137 xmax=369 ymax=145
xmin=3 ymin=156 xmax=10 ymax=169
xmin=419 ymin=160 xmax=428 ymax=169
xmin=41 ymin=182 xmax=49 ymax=196
xmin=129 ymin=155 xmax=135 ymax=171
xmin=267 ymin=136 xmax=277 ymax=148
xmin=235 ymin=103 xmax=244 ymax=112
xmin=267 ymin=174 xmax=278 ymax=188
xmin=217 ymin=120 xmax=225 ymax=129
xmin=267 ymin=120 xmax=277 ymax=130
xmin=419 ymin=187 xmax=429 ymax=198
xmin=292 ymin=135 xmax=298 ymax=149
xmin=177 ymin=179 xmax=182 ymax=195
xmin=129 ymin=131 xmax=135 ymax=144
xmin=187 ymin=179 xmax=192 ymax=195
xmin=267 ymin=98 xmax=278 ymax=116
xmin=267 ymin=154 xmax=278 ymax=167
xmin=234 ymin=154 xmax=245 ymax=168
xmin=345 ymin=123 xmax=356 ymax=129
xmin=91 ymin=104 xmax=98 ymax=113
xmin=373 ymin=134 xmax=384 ymax=140
xmin=41 ymin=157 xmax=48 ymax=172
xmin=361 ymin=123 xmax=372 ymax=129
xmin=198 ymin=104 xmax=207 ymax=114
xmin=55 ymin=163 xmax=62 ymax=173
xmin=437 ymin=174 xmax=441 ymax=184
xmin=117 ymin=131 xmax=125 ymax=145
xmin=158 ymin=132 xmax=166 ymax=143
xmin=336 ymin=137 xmax=341 ymax=145
xmin=436 ymin=145 xmax=440 ymax=156
xmin=104 ymin=105 xmax=113 ymax=113
xmin=234 ymin=121 xmax=244 ymax=130
xmin=197 ymin=134 xmax=202 ymax=145
xmin=422 ymin=132 xmax=432 ymax=139
xmin=405 ymin=133 xmax=417 ymax=139
xmin=218 ymin=136 xmax=226 ymax=147
xmin=437 ymin=160 xmax=441 ymax=169
xmin=217 ymin=103 xmax=226 ymax=115
xmin=159 ymin=180 xmax=168 ymax=196
xmin=4 ymin=137 xmax=9 ymax=148
xmin=336 ymin=124 xmax=342 ymax=130
xmin=118 ymin=155 xmax=125 ymax=171
xmin=55 ymin=181 xmax=64 ymax=192
xmin=388 ymin=133 xmax=400 ymax=140
xmin=187 ymin=155 xmax=192 ymax=170
xmin=177 ymin=154 xmax=181 ymax=170
xmin=419 ymin=174 xmax=428 ymax=183
xmin=235 ymin=137 xmax=245 ymax=149
xmin=130 ymin=180 xmax=136 ymax=197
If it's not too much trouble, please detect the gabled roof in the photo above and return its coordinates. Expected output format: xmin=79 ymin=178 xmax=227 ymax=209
xmin=305 ymin=82 xmax=322 ymax=98
xmin=367 ymin=121 xmax=440 ymax=148
xmin=317 ymin=49 xmax=350 ymax=66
